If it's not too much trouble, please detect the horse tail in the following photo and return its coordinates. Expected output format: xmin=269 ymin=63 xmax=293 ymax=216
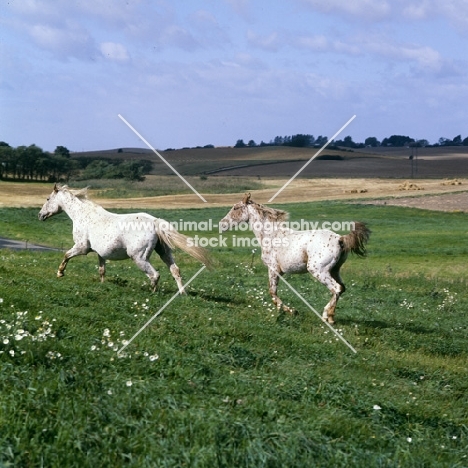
xmin=340 ymin=222 xmax=371 ymax=257
xmin=154 ymin=220 xmax=214 ymax=269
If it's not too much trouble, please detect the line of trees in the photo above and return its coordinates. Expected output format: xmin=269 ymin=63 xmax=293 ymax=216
xmin=234 ymin=133 xmax=468 ymax=149
xmin=0 ymin=142 xmax=152 ymax=182
xmin=0 ymin=143 xmax=76 ymax=181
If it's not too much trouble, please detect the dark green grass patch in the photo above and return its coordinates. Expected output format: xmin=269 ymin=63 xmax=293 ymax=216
xmin=0 ymin=203 xmax=467 ymax=466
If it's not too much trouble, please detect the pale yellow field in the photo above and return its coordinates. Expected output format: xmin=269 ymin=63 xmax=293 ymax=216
xmin=0 ymin=178 xmax=466 ymax=210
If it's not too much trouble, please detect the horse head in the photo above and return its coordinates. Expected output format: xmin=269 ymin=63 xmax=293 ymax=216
xmin=38 ymin=184 xmax=63 ymax=220
xmin=219 ymin=193 xmax=253 ymax=232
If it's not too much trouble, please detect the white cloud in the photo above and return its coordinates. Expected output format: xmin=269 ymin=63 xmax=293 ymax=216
xmin=295 ymin=34 xmax=329 ymax=52
xmin=29 ymin=23 xmax=96 ymax=60
xmin=300 ymin=0 xmax=391 ymax=21
xmin=300 ymin=0 xmax=468 ymax=28
xmin=225 ymin=0 xmax=252 ymax=20
xmin=7 ymin=0 xmax=58 ymax=18
xmin=438 ymin=0 xmax=468 ymax=31
xmin=247 ymin=31 xmax=282 ymax=52
xmin=161 ymin=25 xmax=200 ymax=51
xmin=402 ymin=1 xmax=432 ymax=20
xmin=365 ymin=37 xmax=444 ymax=72
xmin=100 ymin=42 xmax=130 ymax=61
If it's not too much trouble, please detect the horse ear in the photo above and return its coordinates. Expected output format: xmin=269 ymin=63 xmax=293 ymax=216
xmin=242 ymin=192 xmax=251 ymax=204
xmin=53 ymin=183 xmax=59 ymax=193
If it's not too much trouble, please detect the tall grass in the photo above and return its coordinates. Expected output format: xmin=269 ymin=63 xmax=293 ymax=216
xmin=0 ymin=203 xmax=467 ymax=467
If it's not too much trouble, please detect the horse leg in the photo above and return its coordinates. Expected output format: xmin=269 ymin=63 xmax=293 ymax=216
xmin=57 ymin=244 xmax=89 ymax=278
xmin=268 ymin=268 xmax=294 ymax=315
xmin=309 ymin=268 xmax=343 ymax=324
xmin=155 ymin=242 xmax=185 ymax=295
xmin=132 ymin=255 xmax=160 ymax=292
xmin=98 ymin=255 xmax=106 ymax=283
xmin=330 ymin=252 xmax=347 ymax=295
xmin=330 ymin=265 xmax=346 ymax=295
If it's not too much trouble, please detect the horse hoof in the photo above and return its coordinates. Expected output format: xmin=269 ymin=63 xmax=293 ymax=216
xmin=281 ymin=305 xmax=296 ymax=316
xmin=57 ymin=271 xmax=64 ymax=278
xmin=327 ymin=318 xmax=335 ymax=325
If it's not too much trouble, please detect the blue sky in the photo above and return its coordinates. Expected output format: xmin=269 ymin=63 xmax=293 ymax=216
xmin=2 ymin=0 xmax=468 ymax=152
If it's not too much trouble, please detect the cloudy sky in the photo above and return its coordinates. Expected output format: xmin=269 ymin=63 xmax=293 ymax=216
xmin=2 ymin=0 xmax=468 ymax=152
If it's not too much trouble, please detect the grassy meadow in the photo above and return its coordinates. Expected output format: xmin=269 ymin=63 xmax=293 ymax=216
xmin=0 ymin=202 xmax=467 ymax=467
xmin=70 ymin=175 xmax=268 ymax=199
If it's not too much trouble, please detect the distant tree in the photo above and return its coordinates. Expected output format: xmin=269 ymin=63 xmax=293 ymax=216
xmin=203 ymin=144 xmax=215 ymax=149
xmin=0 ymin=141 xmax=10 ymax=147
xmin=314 ymin=135 xmax=328 ymax=146
xmin=51 ymin=155 xmax=78 ymax=181
xmin=234 ymin=139 xmax=246 ymax=148
xmin=79 ymin=160 xmax=109 ymax=180
xmin=0 ymin=144 xmax=14 ymax=179
xmin=55 ymin=145 xmax=70 ymax=158
xmin=118 ymin=160 xmax=146 ymax=181
xmin=247 ymin=140 xmax=257 ymax=147
xmin=289 ymin=134 xmax=314 ymax=147
xmin=17 ymin=144 xmax=43 ymax=179
xmin=335 ymin=135 xmax=356 ymax=148
xmin=381 ymin=135 xmax=415 ymax=147
xmin=415 ymin=139 xmax=429 ymax=147
xmin=438 ymin=137 xmax=452 ymax=146
xmin=365 ymin=137 xmax=380 ymax=147
xmin=463 ymin=136 xmax=468 ymax=146
xmin=452 ymin=135 xmax=462 ymax=146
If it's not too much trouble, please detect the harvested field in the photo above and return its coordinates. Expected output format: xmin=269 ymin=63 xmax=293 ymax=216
xmin=1 ymin=178 xmax=466 ymax=211
xmin=363 ymin=191 xmax=468 ymax=212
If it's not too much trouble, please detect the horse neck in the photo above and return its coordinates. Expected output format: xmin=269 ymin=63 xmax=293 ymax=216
xmin=58 ymin=191 xmax=91 ymax=222
xmin=247 ymin=204 xmax=276 ymax=247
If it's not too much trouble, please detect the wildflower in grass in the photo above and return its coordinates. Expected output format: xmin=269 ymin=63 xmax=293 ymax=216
xmin=149 ymin=354 xmax=159 ymax=361
xmin=0 ymin=298 xmax=3 ymax=303
xmin=103 ymin=328 xmax=110 ymax=337
xmin=107 ymin=389 xmax=113 ymax=395
xmin=373 ymin=405 xmax=381 ymax=410
xmin=9 ymin=350 xmax=14 ymax=356
xmin=126 ymin=380 xmax=133 ymax=387
xmin=90 ymin=345 xmax=97 ymax=351
xmin=3 ymin=338 xmax=9 ymax=344
xmin=407 ymin=437 xmax=412 ymax=443
xmin=46 ymin=351 xmax=62 ymax=360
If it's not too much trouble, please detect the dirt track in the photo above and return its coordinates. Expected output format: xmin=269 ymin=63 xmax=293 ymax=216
xmin=362 ymin=191 xmax=468 ymax=212
xmin=1 ymin=178 xmax=467 ymax=211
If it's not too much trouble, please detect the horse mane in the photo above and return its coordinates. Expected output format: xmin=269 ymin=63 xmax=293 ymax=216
xmin=251 ymin=201 xmax=289 ymax=223
xmin=56 ymin=184 xmax=92 ymax=203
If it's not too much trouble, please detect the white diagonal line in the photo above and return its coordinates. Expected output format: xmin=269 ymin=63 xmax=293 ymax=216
xmin=272 ymin=269 xmax=357 ymax=354
xmin=118 ymin=114 xmax=207 ymax=203
xmin=117 ymin=265 xmax=206 ymax=355
xmin=268 ymin=114 xmax=356 ymax=202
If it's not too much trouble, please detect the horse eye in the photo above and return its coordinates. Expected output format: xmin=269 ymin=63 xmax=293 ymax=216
xmin=47 ymin=198 xmax=50 ymax=201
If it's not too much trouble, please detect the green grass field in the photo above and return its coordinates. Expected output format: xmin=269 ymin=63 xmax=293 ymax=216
xmin=69 ymin=176 xmax=269 ymax=199
xmin=0 ymin=203 xmax=467 ymax=467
